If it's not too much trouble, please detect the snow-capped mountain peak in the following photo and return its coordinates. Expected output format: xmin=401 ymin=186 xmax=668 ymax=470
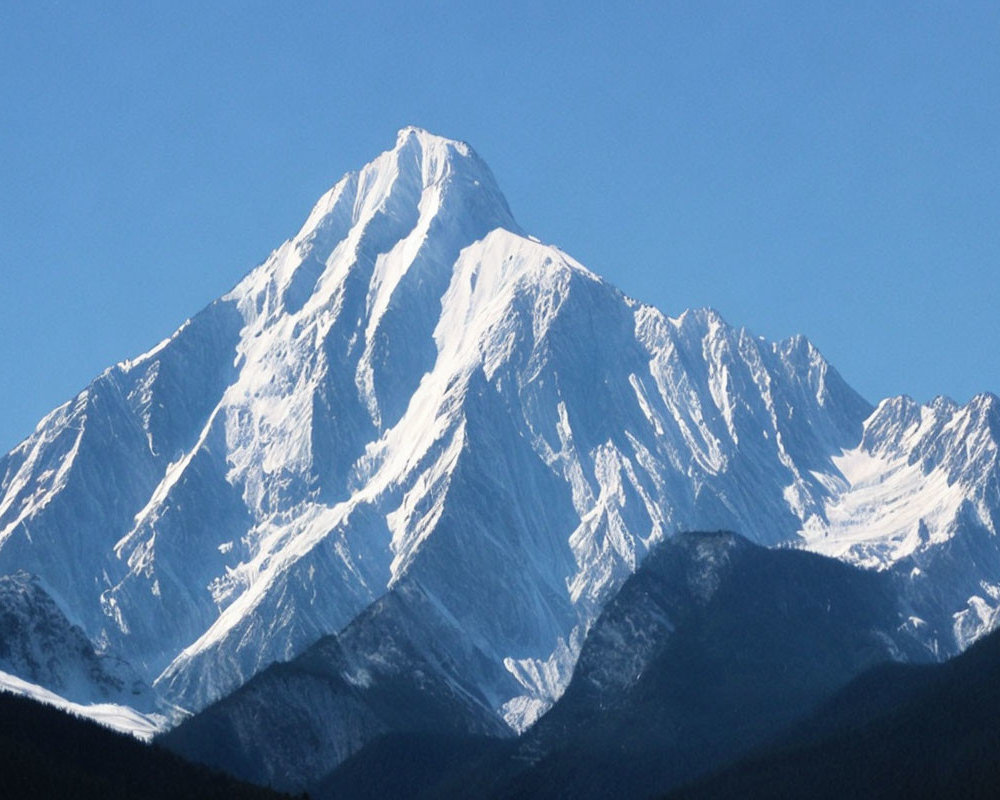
xmin=1 ymin=128 xmax=998 ymax=738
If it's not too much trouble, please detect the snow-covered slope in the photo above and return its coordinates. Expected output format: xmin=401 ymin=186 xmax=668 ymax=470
xmin=0 ymin=570 xmax=152 ymax=705
xmin=161 ymin=575 xmax=511 ymax=792
xmin=0 ymin=571 xmax=166 ymax=735
xmin=803 ymin=393 xmax=1000 ymax=653
xmin=0 ymin=669 xmax=165 ymax=740
xmin=1 ymin=127 xmax=997 ymax=735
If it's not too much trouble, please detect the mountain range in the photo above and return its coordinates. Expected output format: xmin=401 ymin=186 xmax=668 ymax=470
xmin=1 ymin=127 xmax=998 ymax=792
xmin=169 ymin=530 xmax=926 ymax=797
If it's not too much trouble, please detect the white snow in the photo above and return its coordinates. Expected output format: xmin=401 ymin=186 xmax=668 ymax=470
xmin=1 ymin=126 xmax=998 ymax=736
xmin=0 ymin=669 xmax=168 ymax=740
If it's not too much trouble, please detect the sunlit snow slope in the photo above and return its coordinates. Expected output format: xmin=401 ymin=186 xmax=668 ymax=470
xmin=1 ymin=128 xmax=997 ymax=733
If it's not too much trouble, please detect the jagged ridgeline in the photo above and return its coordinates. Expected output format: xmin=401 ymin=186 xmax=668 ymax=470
xmin=163 ymin=531 xmax=930 ymax=798
xmin=1 ymin=128 xmax=998 ymax=765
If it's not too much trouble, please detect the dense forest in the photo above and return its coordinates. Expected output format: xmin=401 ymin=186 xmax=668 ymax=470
xmin=0 ymin=690 xmax=290 ymax=799
xmin=668 ymin=626 xmax=1000 ymax=799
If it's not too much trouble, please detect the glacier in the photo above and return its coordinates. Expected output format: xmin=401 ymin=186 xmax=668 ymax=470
xmin=1 ymin=126 xmax=998 ymax=733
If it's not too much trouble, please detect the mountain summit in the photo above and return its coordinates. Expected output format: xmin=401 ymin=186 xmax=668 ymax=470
xmin=1 ymin=128 xmax=998 ymax=736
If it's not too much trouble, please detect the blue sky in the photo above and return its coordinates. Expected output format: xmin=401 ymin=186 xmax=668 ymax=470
xmin=1 ymin=1 xmax=998 ymax=453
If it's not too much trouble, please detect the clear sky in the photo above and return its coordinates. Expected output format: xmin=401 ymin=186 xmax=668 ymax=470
xmin=1 ymin=1 xmax=998 ymax=453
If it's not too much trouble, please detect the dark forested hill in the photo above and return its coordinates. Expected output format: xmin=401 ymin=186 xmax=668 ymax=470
xmin=0 ymin=690 xmax=288 ymax=800
xmin=668 ymin=625 xmax=1000 ymax=800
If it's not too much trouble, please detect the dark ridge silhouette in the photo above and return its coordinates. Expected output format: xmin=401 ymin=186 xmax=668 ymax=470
xmin=314 ymin=531 xmax=926 ymax=799
xmin=667 ymin=624 xmax=1000 ymax=800
xmin=0 ymin=690 xmax=291 ymax=800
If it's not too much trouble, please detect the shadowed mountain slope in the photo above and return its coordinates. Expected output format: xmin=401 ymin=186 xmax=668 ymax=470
xmin=668 ymin=622 xmax=1000 ymax=800
xmin=295 ymin=532 xmax=927 ymax=798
